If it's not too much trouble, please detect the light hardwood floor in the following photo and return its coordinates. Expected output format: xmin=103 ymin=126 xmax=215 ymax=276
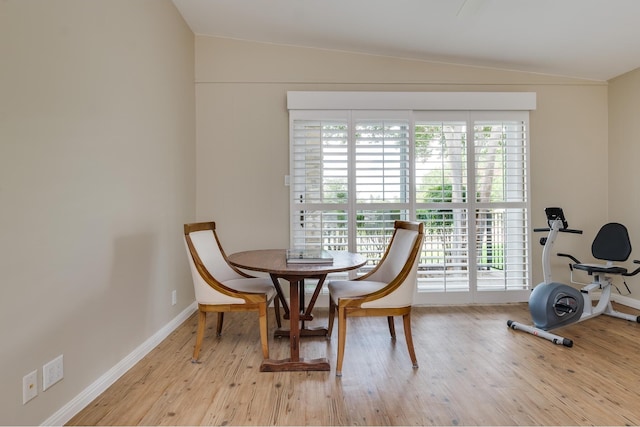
xmin=68 ymin=303 xmax=640 ymax=426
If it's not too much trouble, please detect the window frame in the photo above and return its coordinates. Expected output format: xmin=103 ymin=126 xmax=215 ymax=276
xmin=288 ymin=92 xmax=536 ymax=305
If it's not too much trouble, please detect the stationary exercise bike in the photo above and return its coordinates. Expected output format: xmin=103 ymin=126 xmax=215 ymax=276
xmin=508 ymin=207 xmax=640 ymax=347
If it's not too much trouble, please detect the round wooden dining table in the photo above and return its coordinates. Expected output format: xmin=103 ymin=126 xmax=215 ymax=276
xmin=227 ymin=249 xmax=366 ymax=372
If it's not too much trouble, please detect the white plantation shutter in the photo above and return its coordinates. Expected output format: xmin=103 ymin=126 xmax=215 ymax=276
xmin=472 ymin=114 xmax=529 ymax=294
xmin=354 ymin=115 xmax=410 ymax=264
xmin=414 ymin=119 xmax=470 ymax=292
xmin=290 ymin=113 xmax=349 ymax=251
xmin=288 ymin=93 xmax=533 ymax=304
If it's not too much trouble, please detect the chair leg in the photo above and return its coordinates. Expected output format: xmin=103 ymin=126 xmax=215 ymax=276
xmin=336 ymin=305 xmax=347 ymax=377
xmin=403 ymin=311 xmax=418 ymax=369
xmin=258 ymin=302 xmax=270 ymax=359
xmin=387 ymin=316 xmax=396 ymax=339
xmin=192 ymin=309 xmax=207 ymax=362
xmin=327 ymin=296 xmax=336 ymax=338
xmin=216 ymin=312 xmax=224 ymax=336
xmin=274 ymin=296 xmax=282 ymax=328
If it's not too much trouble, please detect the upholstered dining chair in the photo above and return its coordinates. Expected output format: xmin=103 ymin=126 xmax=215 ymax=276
xmin=183 ymin=221 xmax=280 ymax=362
xmin=327 ymin=220 xmax=425 ymax=376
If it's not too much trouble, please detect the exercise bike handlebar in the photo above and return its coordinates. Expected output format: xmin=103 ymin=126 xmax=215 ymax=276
xmin=556 ymin=247 xmax=640 ymax=277
xmin=533 ymin=227 xmax=583 ymax=234
xmin=557 ymin=252 xmax=581 ymax=264
xmin=623 ymin=259 xmax=640 ymax=277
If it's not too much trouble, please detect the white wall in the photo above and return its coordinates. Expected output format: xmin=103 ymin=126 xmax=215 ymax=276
xmin=0 ymin=1 xmax=195 ymax=424
xmin=194 ymin=36 xmax=613 ymax=290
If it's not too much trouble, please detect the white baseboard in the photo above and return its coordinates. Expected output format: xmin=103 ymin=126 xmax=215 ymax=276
xmin=42 ymin=301 xmax=197 ymax=426
xmin=612 ymin=293 xmax=640 ymax=311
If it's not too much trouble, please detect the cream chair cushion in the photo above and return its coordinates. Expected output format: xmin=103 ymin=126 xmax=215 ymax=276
xmin=328 ymin=280 xmax=387 ymax=299
xmin=328 ymin=228 xmax=419 ymax=309
xmin=186 ymin=231 xmax=275 ymax=305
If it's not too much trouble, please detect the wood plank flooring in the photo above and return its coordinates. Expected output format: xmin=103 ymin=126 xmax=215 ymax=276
xmin=67 ymin=303 xmax=640 ymax=425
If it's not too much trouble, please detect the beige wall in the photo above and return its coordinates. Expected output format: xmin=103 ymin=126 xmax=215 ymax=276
xmin=195 ymin=36 xmax=612 ymax=289
xmin=0 ymin=1 xmax=195 ymax=424
xmin=609 ymin=68 xmax=640 ymax=293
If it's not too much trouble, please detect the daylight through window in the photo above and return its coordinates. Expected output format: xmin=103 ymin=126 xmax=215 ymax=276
xmin=288 ymin=92 xmax=534 ymax=304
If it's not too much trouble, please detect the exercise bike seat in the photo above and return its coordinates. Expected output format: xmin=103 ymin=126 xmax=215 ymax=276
xmin=573 ymin=263 xmax=628 ymax=275
xmin=559 ymin=222 xmax=631 ymax=276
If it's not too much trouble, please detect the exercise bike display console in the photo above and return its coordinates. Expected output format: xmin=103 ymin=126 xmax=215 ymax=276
xmin=507 ymin=207 xmax=640 ymax=347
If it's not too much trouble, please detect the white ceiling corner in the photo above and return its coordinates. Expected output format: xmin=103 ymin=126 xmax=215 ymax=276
xmin=172 ymin=0 xmax=640 ymax=81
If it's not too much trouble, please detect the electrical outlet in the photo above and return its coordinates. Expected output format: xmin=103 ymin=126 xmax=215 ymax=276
xmin=171 ymin=290 xmax=177 ymax=306
xmin=22 ymin=370 xmax=38 ymax=404
xmin=43 ymin=355 xmax=63 ymax=391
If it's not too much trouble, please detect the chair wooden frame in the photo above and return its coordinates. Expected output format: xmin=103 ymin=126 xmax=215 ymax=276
xmin=184 ymin=222 xmax=280 ymax=362
xmin=327 ymin=220 xmax=425 ymax=376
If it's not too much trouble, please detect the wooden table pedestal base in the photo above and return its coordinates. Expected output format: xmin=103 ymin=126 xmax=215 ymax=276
xmin=274 ymin=327 xmax=328 ymax=338
xmin=260 ymin=357 xmax=330 ymax=372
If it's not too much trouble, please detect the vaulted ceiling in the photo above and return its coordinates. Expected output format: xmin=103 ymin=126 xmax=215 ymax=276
xmin=173 ymin=0 xmax=640 ymax=81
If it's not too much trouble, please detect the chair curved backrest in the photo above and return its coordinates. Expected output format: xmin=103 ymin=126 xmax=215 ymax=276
xmin=184 ymin=222 xmax=256 ymax=305
xmin=184 ymin=221 xmax=277 ymax=362
xmin=357 ymin=221 xmax=424 ymax=308
xmin=591 ymin=222 xmax=631 ymax=262
xmin=326 ymin=220 xmax=424 ymax=376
